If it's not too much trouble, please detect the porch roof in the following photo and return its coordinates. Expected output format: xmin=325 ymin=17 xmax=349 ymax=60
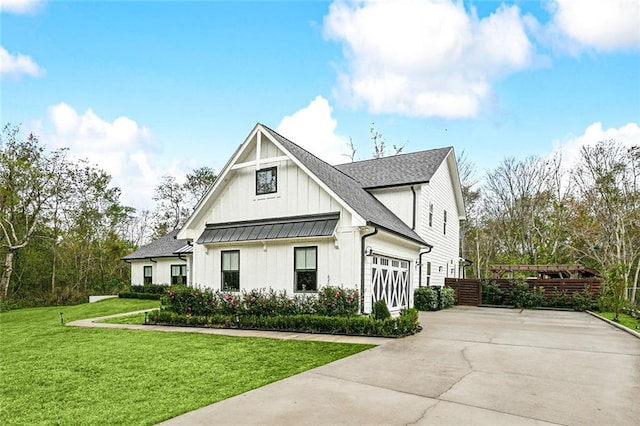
xmin=197 ymin=212 xmax=340 ymax=244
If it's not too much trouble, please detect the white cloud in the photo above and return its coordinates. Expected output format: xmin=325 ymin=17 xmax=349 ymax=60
xmin=0 ymin=0 xmax=44 ymax=14
xmin=0 ymin=46 xmax=45 ymax=78
xmin=553 ymin=122 xmax=640 ymax=170
xmin=277 ymin=95 xmax=350 ymax=165
xmin=546 ymin=0 xmax=640 ymax=52
xmin=323 ymin=0 xmax=537 ymax=118
xmin=45 ymin=103 xmax=160 ymax=209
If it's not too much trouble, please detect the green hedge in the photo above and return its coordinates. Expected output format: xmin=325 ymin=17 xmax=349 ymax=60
xmin=147 ymin=308 xmax=420 ymax=337
xmin=414 ymin=287 xmax=455 ymax=311
xmin=118 ymin=292 xmax=162 ymax=300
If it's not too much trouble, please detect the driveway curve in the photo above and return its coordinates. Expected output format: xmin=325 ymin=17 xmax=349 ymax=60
xmin=161 ymin=307 xmax=640 ymax=426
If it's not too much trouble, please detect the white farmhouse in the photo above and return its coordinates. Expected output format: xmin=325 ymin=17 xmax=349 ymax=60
xmin=128 ymin=123 xmax=465 ymax=313
xmin=122 ymin=229 xmax=192 ymax=286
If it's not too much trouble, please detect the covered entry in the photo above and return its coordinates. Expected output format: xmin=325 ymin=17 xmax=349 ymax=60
xmin=371 ymin=255 xmax=410 ymax=310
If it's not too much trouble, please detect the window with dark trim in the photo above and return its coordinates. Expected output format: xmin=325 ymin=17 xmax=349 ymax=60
xmin=256 ymin=166 xmax=277 ymax=195
xmin=428 ymin=203 xmax=433 ymax=227
xmin=171 ymin=264 xmax=187 ymax=285
xmin=294 ymin=246 xmax=317 ymax=292
xmin=143 ymin=265 xmax=152 ymax=285
xmin=426 ymin=262 xmax=431 ymax=287
xmin=443 ymin=210 xmax=447 ymax=235
xmin=221 ymin=250 xmax=240 ymax=291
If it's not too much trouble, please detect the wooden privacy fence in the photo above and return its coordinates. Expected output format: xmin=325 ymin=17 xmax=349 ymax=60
xmin=445 ymin=278 xmax=603 ymax=306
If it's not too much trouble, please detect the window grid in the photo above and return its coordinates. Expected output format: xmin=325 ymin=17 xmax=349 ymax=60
xmin=294 ymin=246 xmax=317 ymax=292
xmin=256 ymin=166 xmax=277 ymax=195
xmin=221 ymin=250 xmax=240 ymax=291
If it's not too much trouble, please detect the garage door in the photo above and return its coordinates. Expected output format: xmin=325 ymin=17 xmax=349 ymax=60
xmin=371 ymin=255 xmax=410 ymax=310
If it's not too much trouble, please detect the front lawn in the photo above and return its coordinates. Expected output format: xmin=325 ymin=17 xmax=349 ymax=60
xmin=597 ymin=311 xmax=640 ymax=331
xmin=0 ymin=299 xmax=372 ymax=425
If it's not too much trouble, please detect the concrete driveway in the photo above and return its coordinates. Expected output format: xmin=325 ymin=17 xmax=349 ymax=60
xmin=161 ymin=307 xmax=640 ymax=426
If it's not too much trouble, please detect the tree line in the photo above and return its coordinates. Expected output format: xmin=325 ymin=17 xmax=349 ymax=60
xmin=459 ymin=140 xmax=640 ymax=304
xmin=0 ymin=124 xmax=216 ymax=307
xmin=2 ymin=123 xmax=637 ymax=308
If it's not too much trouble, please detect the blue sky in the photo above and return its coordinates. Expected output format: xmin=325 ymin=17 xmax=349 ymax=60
xmin=2 ymin=0 xmax=639 ymax=209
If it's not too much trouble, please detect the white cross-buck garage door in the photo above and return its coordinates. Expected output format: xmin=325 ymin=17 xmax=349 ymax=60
xmin=371 ymin=255 xmax=410 ymax=310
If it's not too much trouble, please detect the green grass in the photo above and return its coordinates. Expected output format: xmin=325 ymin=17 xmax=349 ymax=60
xmin=0 ymin=299 xmax=373 ymax=425
xmin=98 ymin=312 xmax=149 ymax=324
xmin=598 ymin=311 xmax=640 ymax=331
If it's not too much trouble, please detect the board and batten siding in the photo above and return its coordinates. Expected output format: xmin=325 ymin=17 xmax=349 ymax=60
xmin=367 ymin=186 xmax=416 ymax=229
xmin=130 ymin=258 xmax=187 ymax=286
xmin=417 ymin=155 xmax=462 ymax=287
xmin=192 ymin=233 xmax=360 ymax=294
xmin=189 ymin=134 xmax=362 ymax=293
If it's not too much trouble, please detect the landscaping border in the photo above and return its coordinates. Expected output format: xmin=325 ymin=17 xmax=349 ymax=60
xmin=587 ymin=310 xmax=640 ymax=339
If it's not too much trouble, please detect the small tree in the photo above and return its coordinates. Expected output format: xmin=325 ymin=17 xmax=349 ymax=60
xmin=600 ymin=264 xmax=627 ymax=322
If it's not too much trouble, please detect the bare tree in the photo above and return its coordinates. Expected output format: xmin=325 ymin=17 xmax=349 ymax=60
xmin=0 ymin=125 xmax=65 ymax=299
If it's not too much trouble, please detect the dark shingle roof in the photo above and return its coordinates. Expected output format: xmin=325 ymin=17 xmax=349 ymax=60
xmin=334 ymin=147 xmax=451 ymax=189
xmin=122 ymin=229 xmax=191 ymax=260
xmin=261 ymin=125 xmax=428 ymax=246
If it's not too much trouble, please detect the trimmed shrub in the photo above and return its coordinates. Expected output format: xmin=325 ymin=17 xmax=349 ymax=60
xmin=371 ymin=299 xmax=391 ymax=320
xmin=440 ymin=287 xmax=455 ymax=309
xmin=118 ymin=292 xmax=162 ymax=300
xmin=147 ymin=307 xmax=420 ymax=337
xmin=130 ymin=284 xmax=171 ymax=294
xmin=481 ymin=280 xmax=504 ymax=305
xmin=414 ymin=287 xmax=438 ymax=311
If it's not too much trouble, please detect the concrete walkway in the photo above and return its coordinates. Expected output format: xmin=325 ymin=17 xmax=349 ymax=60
xmin=157 ymin=307 xmax=640 ymax=426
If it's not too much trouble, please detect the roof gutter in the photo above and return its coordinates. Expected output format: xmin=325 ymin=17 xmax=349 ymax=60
xmin=418 ymin=245 xmax=434 ymax=287
xmin=360 ymin=227 xmax=378 ymax=314
xmin=410 ymin=185 xmax=417 ymax=230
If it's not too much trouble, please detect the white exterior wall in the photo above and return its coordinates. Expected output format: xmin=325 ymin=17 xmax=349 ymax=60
xmin=188 ymin=133 xmax=362 ymax=294
xmin=368 ymin=186 xmax=415 ymax=229
xmin=129 ymin=257 xmax=188 ymax=286
xmin=417 ymin=156 xmax=462 ymax=287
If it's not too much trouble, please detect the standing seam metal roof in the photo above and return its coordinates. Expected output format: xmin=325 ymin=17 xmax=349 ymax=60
xmin=197 ymin=212 xmax=340 ymax=244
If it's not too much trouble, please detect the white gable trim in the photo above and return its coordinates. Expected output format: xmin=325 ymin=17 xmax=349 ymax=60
xmin=258 ymin=125 xmax=366 ymax=227
xmin=179 ymin=124 xmax=263 ymax=240
xmin=445 ymin=149 xmax=466 ymax=221
xmin=178 ymin=123 xmax=366 ymax=240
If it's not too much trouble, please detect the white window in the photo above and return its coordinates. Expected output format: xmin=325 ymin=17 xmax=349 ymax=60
xmin=294 ymin=246 xmax=317 ymax=292
xmin=443 ymin=210 xmax=447 ymax=235
xmin=256 ymin=167 xmax=277 ymax=195
xmin=171 ymin=265 xmax=187 ymax=285
xmin=221 ymin=250 xmax=240 ymax=291
xmin=143 ymin=266 xmax=152 ymax=285
xmin=429 ymin=203 xmax=433 ymax=227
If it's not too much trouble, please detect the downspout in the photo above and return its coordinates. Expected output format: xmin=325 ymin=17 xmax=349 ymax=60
xmin=360 ymin=227 xmax=378 ymax=314
xmin=417 ymin=245 xmax=434 ymax=287
xmin=410 ymin=186 xmax=417 ymax=230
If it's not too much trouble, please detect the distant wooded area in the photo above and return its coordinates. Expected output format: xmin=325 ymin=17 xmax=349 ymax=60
xmin=1 ymin=123 xmax=638 ymax=308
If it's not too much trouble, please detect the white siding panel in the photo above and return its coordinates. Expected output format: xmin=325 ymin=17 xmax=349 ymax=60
xmin=417 ymin=156 xmax=461 ymax=287
xmin=369 ymin=187 xmax=415 ymax=229
xmin=129 ymin=258 xmax=187 ymax=286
